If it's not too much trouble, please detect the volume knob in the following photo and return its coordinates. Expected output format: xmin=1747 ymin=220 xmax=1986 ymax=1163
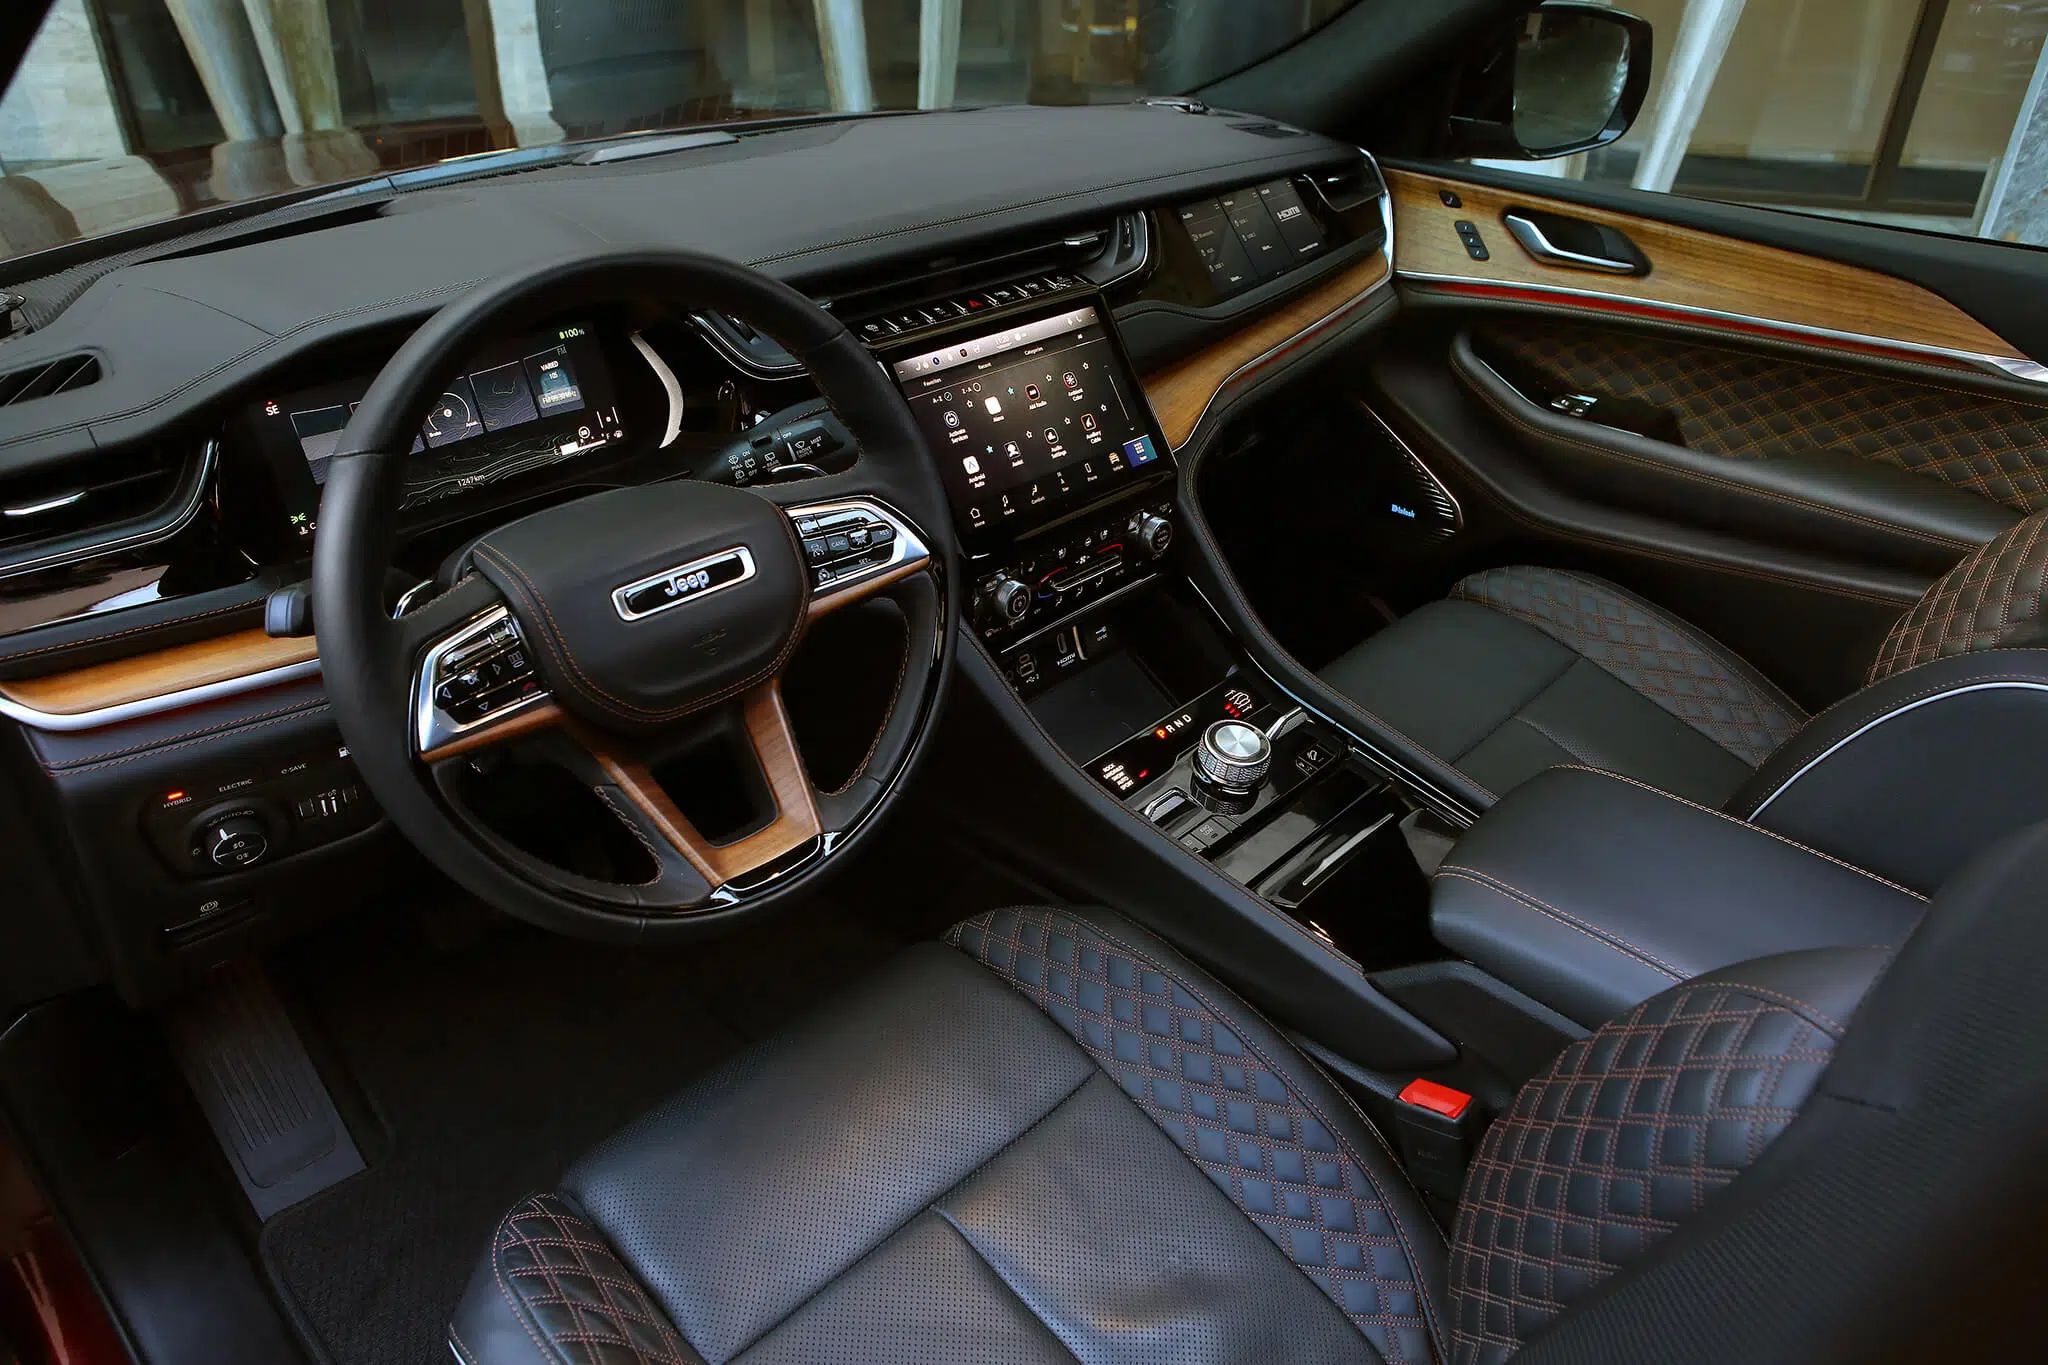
xmin=987 ymin=577 xmax=1032 ymax=626
xmin=1133 ymin=512 xmax=1174 ymax=558
xmin=1195 ymin=721 xmax=1271 ymax=791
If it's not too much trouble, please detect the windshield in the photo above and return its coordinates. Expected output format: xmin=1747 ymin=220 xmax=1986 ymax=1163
xmin=0 ymin=0 xmax=1354 ymax=266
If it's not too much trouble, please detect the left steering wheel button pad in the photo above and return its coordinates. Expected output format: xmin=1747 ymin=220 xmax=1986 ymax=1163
xmin=417 ymin=607 xmax=548 ymax=751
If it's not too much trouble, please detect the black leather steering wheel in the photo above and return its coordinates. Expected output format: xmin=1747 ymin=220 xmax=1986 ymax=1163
xmin=313 ymin=250 xmax=958 ymax=942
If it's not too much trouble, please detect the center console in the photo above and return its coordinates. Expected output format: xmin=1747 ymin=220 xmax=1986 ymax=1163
xmin=882 ymin=295 xmax=1433 ymax=967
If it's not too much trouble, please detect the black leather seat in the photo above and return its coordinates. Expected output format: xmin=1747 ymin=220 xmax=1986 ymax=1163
xmin=447 ymin=847 xmax=2048 ymax=1365
xmin=1319 ymin=509 xmax=2048 ymax=812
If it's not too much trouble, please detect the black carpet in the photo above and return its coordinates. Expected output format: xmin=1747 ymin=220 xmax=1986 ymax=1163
xmin=257 ymin=902 xmax=903 ymax=1365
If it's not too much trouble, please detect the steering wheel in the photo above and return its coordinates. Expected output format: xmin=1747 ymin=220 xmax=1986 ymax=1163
xmin=313 ymin=250 xmax=958 ymax=942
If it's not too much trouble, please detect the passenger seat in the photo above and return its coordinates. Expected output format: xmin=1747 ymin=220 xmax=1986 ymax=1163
xmin=1320 ymin=509 xmax=2048 ymax=818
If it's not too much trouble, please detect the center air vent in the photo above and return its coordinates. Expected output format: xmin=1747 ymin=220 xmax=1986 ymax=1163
xmin=0 ymin=443 xmax=208 ymax=575
xmin=0 ymin=353 xmax=100 ymax=406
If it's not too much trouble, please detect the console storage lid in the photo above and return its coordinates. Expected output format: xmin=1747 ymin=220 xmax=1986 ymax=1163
xmin=1432 ymin=767 xmax=1925 ymax=1027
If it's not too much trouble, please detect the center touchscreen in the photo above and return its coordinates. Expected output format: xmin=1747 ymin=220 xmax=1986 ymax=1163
xmin=892 ymin=303 xmax=1163 ymax=541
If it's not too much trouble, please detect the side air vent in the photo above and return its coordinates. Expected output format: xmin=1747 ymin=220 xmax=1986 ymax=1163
xmin=0 ymin=353 xmax=100 ymax=405
xmin=1311 ymin=156 xmax=1388 ymax=215
xmin=0 ymin=442 xmax=210 ymax=576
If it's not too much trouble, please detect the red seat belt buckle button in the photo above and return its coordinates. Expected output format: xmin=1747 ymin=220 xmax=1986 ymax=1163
xmin=1398 ymin=1078 xmax=1473 ymax=1120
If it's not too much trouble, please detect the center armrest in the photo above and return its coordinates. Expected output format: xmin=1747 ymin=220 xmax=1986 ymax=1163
xmin=1431 ymin=766 xmax=1925 ymax=1027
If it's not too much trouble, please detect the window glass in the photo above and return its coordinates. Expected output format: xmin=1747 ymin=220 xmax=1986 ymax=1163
xmin=1529 ymin=0 xmax=2048 ymax=245
xmin=0 ymin=0 xmax=1356 ymax=263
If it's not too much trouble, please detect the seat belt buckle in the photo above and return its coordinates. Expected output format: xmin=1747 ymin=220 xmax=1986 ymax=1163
xmin=1392 ymin=1079 xmax=1479 ymax=1205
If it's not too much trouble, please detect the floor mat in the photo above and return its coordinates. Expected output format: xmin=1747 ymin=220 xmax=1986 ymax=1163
xmin=257 ymin=902 xmax=901 ymax=1365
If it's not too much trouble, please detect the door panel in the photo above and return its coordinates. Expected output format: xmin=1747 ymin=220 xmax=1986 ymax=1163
xmin=1387 ymin=168 xmax=2037 ymax=381
xmin=1334 ymin=163 xmax=2048 ymax=713
xmin=1474 ymin=318 xmax=2048 ymax=515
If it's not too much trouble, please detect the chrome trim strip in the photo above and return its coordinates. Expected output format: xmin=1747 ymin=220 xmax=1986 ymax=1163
xmin=0 ymin=438 xmax=219 ymax=580
xmin=611 ymin=546 xmax=758 ymax=622
xmin=412 ymin=605 xmax=552 ymax=755
xmin=630 ymin=331 xmax=685 ymax=447
xmin=1356 ymin=399 xmax=1462 ymax=531
xmin=4 ymin=490 xmax=89 ymax=518
xmin=1399 ymin=270 xmax=2048 ymax=386
xmin=784 ymin=496 xmax=933 ymax=603
xmin=1502 ymin=211 xmax=1637 ymax=274
xmin=1165 ymin=167 xmax=1397 ymax=453
xmin=0 ymin=657 xmax=322 ymax=733
xmin=1748 ymin=681 xmax=2048 ymax=818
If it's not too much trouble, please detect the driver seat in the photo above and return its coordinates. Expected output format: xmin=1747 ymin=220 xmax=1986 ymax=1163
xmin=450 ymin=828 xmax=2048 ymax=1364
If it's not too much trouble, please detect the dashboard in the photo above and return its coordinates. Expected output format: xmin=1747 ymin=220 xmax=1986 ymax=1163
xmin=0 ymin=103 xmax=1396 ymax=1004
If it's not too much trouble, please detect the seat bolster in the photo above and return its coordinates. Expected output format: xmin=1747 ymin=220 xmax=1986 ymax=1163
xmin=1732 ymin=647 xmax=2048 ymax=892
xmin=1445 ymin=946 xmax=1889 ymax=1365
xmin=950 ymin=906 xmax=1450 ymax=1365
xmin=451 ymin=1192 xmax=701 ymax=1365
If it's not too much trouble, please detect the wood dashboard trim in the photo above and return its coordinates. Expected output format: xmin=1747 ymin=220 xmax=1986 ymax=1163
xmin=0 ymin=630 xmax=320 ymax=720
xmin=1387 ymin=168 xmax=2036 ymax=377
xmin=1142 ymin=252 xmax=1394 ymax=450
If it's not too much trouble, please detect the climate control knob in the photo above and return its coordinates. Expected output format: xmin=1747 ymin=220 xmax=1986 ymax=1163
xmin=1133 ymin=512 xmax=1174 ymax=558
xmin=205 ymin=815 xmax=270 ymax=871
xmin=986 ymin=577 xmax=1032 ymax=627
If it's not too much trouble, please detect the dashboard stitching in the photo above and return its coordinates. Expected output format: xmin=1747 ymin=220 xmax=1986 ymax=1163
xmin=0 ymin=598 xmax=257 ymax=664
xmin=42 ymin=701 xmax=329 ymax=773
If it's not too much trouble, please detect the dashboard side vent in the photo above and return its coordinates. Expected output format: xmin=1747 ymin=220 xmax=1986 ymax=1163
xmin=0 ymin=444 xmax=200 ymax=573
xmin=1312 ymin=157 xmax=1388 ymax=215
xmin=0 ymin=353 xmax=100 ymax=406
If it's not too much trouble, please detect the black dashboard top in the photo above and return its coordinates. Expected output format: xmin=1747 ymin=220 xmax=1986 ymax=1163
xmin=0 ymin=106 xmax=1357 ymax=476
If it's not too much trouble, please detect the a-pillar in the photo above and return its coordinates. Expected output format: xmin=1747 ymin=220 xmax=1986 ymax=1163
xmin=1630 ymin=0 xmax=1747 ymax=193
xmin=813 ymin=0 xmax=874 ymax=113
xmin=918 ymin=0 xmax=962 ymax=110
xmin=1980 ymin=33 xmax=2048 ymax=246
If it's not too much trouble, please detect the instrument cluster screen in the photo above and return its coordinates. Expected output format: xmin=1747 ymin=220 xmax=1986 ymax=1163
xmin=247 ymin=324 xmax=624 ymax=544
xmin=892 ymin=304 xmax=1163 ymax=542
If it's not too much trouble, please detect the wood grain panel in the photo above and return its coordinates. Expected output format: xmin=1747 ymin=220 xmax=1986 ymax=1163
xmin=1143 ymin=253 xmax=1392 ymax=449
xmin=1388 ymin=168 xmax=2028 ymax=368
xmin=0 ymin=630 xmax=319 ymax=716
xmin=580 ymin=681 xmax=821 ymax=887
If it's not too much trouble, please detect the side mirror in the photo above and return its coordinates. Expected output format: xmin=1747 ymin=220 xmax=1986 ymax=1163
xmin=1445 ymin=3 xmax=1654 ymax=161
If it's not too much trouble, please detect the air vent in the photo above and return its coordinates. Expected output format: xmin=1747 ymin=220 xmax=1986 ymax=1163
xmin=0 ymin=443 xmax=205 ymax=574
xmin=0 ymin=353 xmax=100 ymax=405
xmin=1312 ymin=157 xmax=1388 ymax=215
xmin=696 ymin=213 xmax=1151 ymax=376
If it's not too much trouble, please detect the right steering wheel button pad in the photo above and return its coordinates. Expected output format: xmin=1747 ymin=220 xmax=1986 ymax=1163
xmin=790 ymin=500 xmax=924 ymax=593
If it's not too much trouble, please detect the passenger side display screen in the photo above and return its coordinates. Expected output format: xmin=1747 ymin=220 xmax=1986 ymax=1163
xmin=892 ymin=304 xmax=1162 ymax=541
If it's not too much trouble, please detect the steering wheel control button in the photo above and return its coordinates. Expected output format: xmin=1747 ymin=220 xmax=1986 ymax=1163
xmin=786 ymin=499 xmax=933 ymax=610
xmin=416 ymin=606 xmax=556 ymax=754
xmin=1196 ymin=720 xmax=1273 ymax=792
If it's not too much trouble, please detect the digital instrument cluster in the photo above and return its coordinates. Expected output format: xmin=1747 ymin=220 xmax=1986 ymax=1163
xmin=243 ymin=324 xmax=625 ymax=544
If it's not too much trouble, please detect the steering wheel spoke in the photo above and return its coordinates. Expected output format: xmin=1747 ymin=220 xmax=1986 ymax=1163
xmin=562 ymin=681 xmax=824 ymax=891
xmin=781 ymin=495 xmax=935 ymax=620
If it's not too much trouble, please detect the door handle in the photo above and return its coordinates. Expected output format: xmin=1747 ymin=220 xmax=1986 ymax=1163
xmin=1503 ymin=210 xmax=1648 ymax=275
